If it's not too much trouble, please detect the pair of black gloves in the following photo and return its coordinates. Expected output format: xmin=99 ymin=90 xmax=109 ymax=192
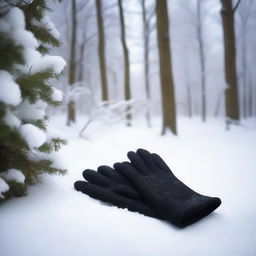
xmin=74 ymin=149 xmax=221 ymax=228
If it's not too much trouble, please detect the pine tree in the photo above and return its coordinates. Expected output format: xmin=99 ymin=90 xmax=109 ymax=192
xmin=0 ymin=0 xmax=67 ymax=202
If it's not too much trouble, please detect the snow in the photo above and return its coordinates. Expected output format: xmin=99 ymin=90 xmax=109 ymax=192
xmin=32 ymin=14 xmax=60 ymax=39
xmin=0 ymin=7 xmax=65 ymax=75
xmin=4 ymin=110 xmax=21 ymax=128
xmin=0 ymin=7 xmax=38 ymax=49
xmin=5 ymin=7 xmax=25 ymax=30
xmin=15 ymin=100 xmax=46 ymax=121
xmin=41 ymin=15 xmax=60 ymax=39
xmin=31 ymin=55 xmax=66 ymax=74
xmin=17 ymin=51 xmax=66 ymax=75
xmin=34 ymin=99 xmax=48 ymax=110
xmin=51 ymin=87 xmax=63 ymax=102
xmin=46 ymin=128 xmax=66 ymax=141
xmin=21 ymin=47 xmax=41 ymax=67
xmin=0 ymin=169 xmax=25 ymax=183
xmin=0 ymin=4 xmax=253 ymax=255
xmin=0 ymin=70 xmax=22 ymax=106
xmin=0 ymin=7 xmax=24 ymax=33
xmin=0 ymin=116 xmax=256 ymax=256
xmin=13 ymin=28 xmax=39 ymax=49
xmin=20 ymin=124 xmax=47 ymax=149
xmin=0 ymin=177 xmax=9 ymax=198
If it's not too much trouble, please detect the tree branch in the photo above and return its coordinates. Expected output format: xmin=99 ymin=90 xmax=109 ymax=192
xmin=233 ymin=0 xmax=242 ymax=13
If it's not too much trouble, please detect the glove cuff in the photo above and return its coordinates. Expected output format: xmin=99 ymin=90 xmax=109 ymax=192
xmin=174 ymin=195 xmax=221 ymax=227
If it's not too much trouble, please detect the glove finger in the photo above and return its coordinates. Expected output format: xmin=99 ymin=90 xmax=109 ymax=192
xmin=83 ymin=169 xmax=116 ymax=187
xmin=127 ymin=151 xmax=150 ymax=174
xmin=151 ymin=153 xmax=173 ymax=174
xmin=74 ymin=180 xmax=88 ymax=192
xmin=111 ymin=185 xmax=142 ymax=200
xmin=136 ymin=148 xmax=158 ymax=170
xmin=75 ymin=181 xmax=159 ymax=219
xmin=79 ymin=170 xmax=141 ymax=201
xmin=114 ymin=161 xmax=142 ymax=186
xmin=98 ymin=165 xmax=132 ymax=186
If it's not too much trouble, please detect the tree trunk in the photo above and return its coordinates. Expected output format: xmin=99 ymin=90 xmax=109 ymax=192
xmin=156 ymin=0 xmax=177 ymax=135
xmin=241 ymin=31 xmax=247 ymax=118
xmin=141 ymin=0 xmax=151 ymax=127
xmin=118 ymin=0 xmax=131 ymax=126
xmin=183 ymin=47 xmax=192 ymax=118
xmin=67 ymin=0 xmax=77 ymax=126
xmin=196 ymin=0 xmax=206 ymax=122
xmin=186 ymin=81 xmax=192 ymax=118
xmin=248 ymin=75 xmax=253 ymax=117
xmin=220 ymin=0 xmax=240 ymax=122
xmin=77 ymin=30 xmax=86 ymax=82
xmin=96 ymin=0 xmax=109 ymax=102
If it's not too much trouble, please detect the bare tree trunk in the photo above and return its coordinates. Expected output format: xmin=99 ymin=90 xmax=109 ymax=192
xmin=248 ymin=74 xmax=253 ymax=117
xmin=141 ymin=0 xmax=151 ymax=127
xmin=183 ymin=48 xmax=192 ymax=118
xmin=118 ymin=0 xmax=131 ymax=126
xmin=77 ymin=30 xmax=86 ymax=82
xmin=220 ymin=0 xmax=240 ymax=123
xmin=214 ymin=91 xmax=224 ymax=117
xmin=241 ymin=32 xmax=247 ymax=118
xmin=96 ymin=0 xmax=109 ymax=102
xmin=156 ymin=0 xmax=177 ymax=135
xmin=254 ymin=83 xmax=256 ymax=118
xmin=186 ymin=81 xmax=192 ymax=118
xmin=196 ymin=0 xmax=206 ymax=122
xmin=67 ymin=0 xmax=77 ymax=126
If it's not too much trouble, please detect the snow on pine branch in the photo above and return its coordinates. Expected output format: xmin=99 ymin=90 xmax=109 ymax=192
xmin=33 ymin=14 xmax=60 ymax=39
xmin=0 ymin=177 xmax=9 ymax=199
xmin=30 ymin=55 xmax=66 ymax=75
xmin=0 ymin=7 xmax=66 ymax=75
xmin=0 ymin=70 xmax=22 ymax=106
xmin=0 ymin=6 xmax=67 ymax=200
xmin=0 ymin=169 xmax=25 ymax=184
xmin=15 ymin=100 xmax=46 ymax=121
xmin=20 ymin=124 xmax=47 ymax=149
xmin=4 ymin=109 xmax=21 ymax=128
xmin=0 ymin=7 xmax=38 ymax=49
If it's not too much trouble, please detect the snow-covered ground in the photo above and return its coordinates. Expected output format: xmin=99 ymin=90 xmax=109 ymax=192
xmin=0 ymin=115 xmax=256 ymax=256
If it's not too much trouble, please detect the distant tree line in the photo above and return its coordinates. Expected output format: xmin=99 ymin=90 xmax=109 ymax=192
xmin=62 ymin=0 xmax=256 ymax=134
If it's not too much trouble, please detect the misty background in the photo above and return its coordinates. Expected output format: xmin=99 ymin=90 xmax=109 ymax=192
xmin=48 ymin=0 xmax=256 ymax=133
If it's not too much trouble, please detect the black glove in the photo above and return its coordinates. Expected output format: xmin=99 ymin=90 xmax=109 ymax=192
xmin=114 ymin=149 xmax=221 ymax=227
xmin=74 ymin=165 xmax=160 ymax=219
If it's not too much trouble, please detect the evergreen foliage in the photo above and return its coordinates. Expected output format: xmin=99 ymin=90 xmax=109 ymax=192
xmin=0 ymin=0 xmax=67 ymax=202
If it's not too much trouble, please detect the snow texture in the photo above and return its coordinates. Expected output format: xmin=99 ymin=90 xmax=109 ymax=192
xmin=0 ymin=7 xmax=38 ymax=49
xmin=15 ymin=100 xmax=46 ymax=121
xmin=4 ymin=7 xmax=25 ymax=30
xmin=0 ymin=7 xmax=65 ymax=75
xmin=51 ymin=87 xmax=63 ymax=102
xmin=4 ymin=110 xmax=21 ymax=128
xmin=34 ymin=100 xmax=48 ymax=110
xmin=0 ymin=169 xmax=25 ymax=183
xmin=31 ymin=55 xmax=66 ymax=74
xmin=0 ymin=116 xmax=255 ymax=256
xmin=0 ymin=177 xmax=9 ymax=198
xmin=35 ymin=14 xmax=60 ymax=39
xmin=20 ymin=124 xmax=46 ymax=148
xmin=46 ymin=128 xmax=66 ymax=142
xmin=0 ymin=70 xmax=22 ymax=106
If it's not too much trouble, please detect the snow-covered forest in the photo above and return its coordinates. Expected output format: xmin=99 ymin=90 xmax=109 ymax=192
xmin=0 ymin=0 xmax=256 ymax=255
